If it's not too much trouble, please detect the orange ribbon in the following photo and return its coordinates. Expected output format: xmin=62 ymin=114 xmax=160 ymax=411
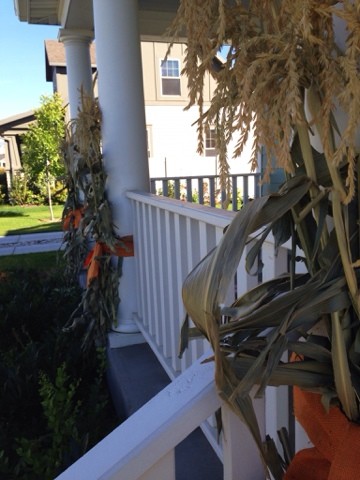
xmin=62 ymin=208 xmax=84 ymax=231
xmin=102 ymin=235 xmax=134 ymax=258
xmin=284 ymin=387 xmax=360 ymax=480
xmin=84 ymin=242 xmax=104 ymax=287
xmin=84 ymin=236 xmax=134 ymax=287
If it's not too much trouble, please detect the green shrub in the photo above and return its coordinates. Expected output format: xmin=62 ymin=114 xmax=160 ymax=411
xmin=0 ymin=169 xmax=8 ymax=204
xmin=235 ymin=188 xmax=243 ymax=211
xmin=8 ymin=170 xmax=38 ymax=205
xmin=0 ymin=185 xmax=6 ymax=205
xmin=15 ymin=365 xmax=82 ymax=479
xmin=157 ymin=180 xmax=176 ymax=198
xmin=8 ymin=170 xmax=66 ymax=206
xmin=0 ymin=266 xmax=118 ymax=479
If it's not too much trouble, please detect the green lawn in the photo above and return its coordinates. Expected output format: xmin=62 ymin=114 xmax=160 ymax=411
xmin=0 ymin=205 xmax=63 ymax=236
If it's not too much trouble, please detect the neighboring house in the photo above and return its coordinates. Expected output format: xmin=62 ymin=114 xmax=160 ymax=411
xmin=0 ymin=39 xmax=254 ymax=193
xmin=140 ymin=41 xmax=227 ymax=178
xmin=44 ymin=39 xmax=254 ymax=179
xmin=45 ymin=39 xmax=97 ymax=117
xmin=0 ymin=110 xmax=35 ymax=191
xmin=0 ymin=145 xmax=5 ymax=169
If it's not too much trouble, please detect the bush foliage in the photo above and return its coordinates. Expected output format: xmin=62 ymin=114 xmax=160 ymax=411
xmin=0 ymin=264 xmax=118 ymax=479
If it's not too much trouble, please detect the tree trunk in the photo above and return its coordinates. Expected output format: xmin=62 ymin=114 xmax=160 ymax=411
xmin=46 ymin=159 xmax=54 ymax=221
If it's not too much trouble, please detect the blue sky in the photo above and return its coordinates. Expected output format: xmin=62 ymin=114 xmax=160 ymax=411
xmin=0 ymin=1 xmax=59 ymax=119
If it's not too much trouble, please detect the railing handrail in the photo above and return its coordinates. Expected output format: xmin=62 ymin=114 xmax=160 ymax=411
xmin=150 ymin=172 xmax=262 ymax=210
xmin=55 ymin=354 xmax=222 ymax=480
xmin=127 ymin=190 xmax=282 ymax=252
xmin=127 ymin=190 xmax=235 ymax=227
xmin=150 ymin=172 xmax=261 ymax=181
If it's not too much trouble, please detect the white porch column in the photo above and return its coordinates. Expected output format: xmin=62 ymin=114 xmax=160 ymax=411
xmin=58 ymin=29 xmax=94 ymax=120
xmin=92 ymin=0 xmax=150 ymax=332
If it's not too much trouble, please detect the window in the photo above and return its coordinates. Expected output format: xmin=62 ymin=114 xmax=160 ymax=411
xmin=160 ymin=59 xmax=181 ymax=96
xmin=205 ymin=127 xmax=217 ymax=156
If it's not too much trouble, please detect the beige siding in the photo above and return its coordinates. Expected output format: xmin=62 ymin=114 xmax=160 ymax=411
xmin=141 ymin=41 xmax=216 ymax=106
xmin=204 ymin=68 xmax=218 ymax=103
xmin=55 ymin=73 xmax=69 ymax=105
xmin=55 ymin=71 xmax=98 ymax=123
xmin=142 ymin=42 xmax=157 ymax=102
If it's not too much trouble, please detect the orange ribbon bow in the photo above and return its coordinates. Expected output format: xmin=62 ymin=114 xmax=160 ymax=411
xmin=284 ymin=387 xmax=360 ymax=480
xmin=84 ymin=236 xmax=134 ymax=287
xmin=62 ymin=208 xmax=84 ymax=231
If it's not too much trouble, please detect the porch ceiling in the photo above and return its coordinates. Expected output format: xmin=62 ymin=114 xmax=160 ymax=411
xmin=14 ymin=0 xmax=181 ymax=38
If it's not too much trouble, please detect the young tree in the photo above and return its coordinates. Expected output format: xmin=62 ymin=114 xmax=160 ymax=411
xmin=21 ymin=93 xmax=66 ymax=218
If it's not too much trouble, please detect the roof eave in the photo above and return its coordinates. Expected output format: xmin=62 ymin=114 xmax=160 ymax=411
xmin=14 ymin=0 xmax=61 ymax=25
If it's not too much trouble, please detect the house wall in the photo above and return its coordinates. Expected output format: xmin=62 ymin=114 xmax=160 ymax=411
xmin=146 ymin=105 xmax=208 ymax=177
xmin=141 ymin=42 xmax=216 ymax=106
xmin=50 ymin=40 xmax=254 ymax=179
xmin=54 ymin=70 xmax=98 ymax=123
xmin=54 ymin=72 xmax=69 ymax=104
xmin=146 ymin=105 xmax=254 ymax=178
xmin=0 ymin=147 xmax=5 ymax=169
xmin=141 ymin=41 xmax=254 ymax=178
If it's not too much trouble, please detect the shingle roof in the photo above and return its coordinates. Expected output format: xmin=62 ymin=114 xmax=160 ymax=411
xmin=0 ymin=111 xmax=35 ymax=133
xmin=44 ymin=39 xmax=96 ymax=80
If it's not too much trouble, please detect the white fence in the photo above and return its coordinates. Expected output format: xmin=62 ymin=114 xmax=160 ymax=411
xmin=56 ymin=193 xmax=309 ymax=480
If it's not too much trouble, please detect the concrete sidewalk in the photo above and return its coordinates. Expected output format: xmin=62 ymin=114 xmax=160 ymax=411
xmin=0 ymin=231 xmax=64 ymax=256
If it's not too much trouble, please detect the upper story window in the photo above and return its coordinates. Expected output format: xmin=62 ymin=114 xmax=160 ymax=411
xmin=205 ymin=126 xmax=217 ymax=157
xmin=160 ymin=59 xmax=181 ymax=96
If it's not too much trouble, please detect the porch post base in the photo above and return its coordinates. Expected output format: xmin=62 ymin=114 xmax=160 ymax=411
xmin=112 ymin=317 xmax=140 ymax=334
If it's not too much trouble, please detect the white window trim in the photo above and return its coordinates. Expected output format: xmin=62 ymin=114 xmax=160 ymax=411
xmin=160 ymin=58 xmax=181 ymax=97
xmin=205 ymin=126 xmax=217 ymax=157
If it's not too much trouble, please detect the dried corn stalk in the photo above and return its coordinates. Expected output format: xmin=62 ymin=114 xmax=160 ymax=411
xmin=61 ymin=90 xmax=121 ymax=351
xmin=171 ymin=1 xmax=360 ymax=478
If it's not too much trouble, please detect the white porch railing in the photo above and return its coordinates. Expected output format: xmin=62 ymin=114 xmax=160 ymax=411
xmin=128 ymin=191 xmax=293 ymax=374
xmin=127 ymin=192 xmax=299 ymax=457
xmin=128 ymin=191 xmax=236 ymax=379
xmin=56 ymin=353 xmax=265 ymax=480
xmin=56 ymin=193 xmax=309 ymax=480
xmin=150 ymin=172 xmax=262 ymax=209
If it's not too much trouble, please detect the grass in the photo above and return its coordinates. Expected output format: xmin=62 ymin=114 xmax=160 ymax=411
xmin=0 ymin=251 xmax=64 ymax=271
xmin=0 ymin=204 xmax=63 ymax=236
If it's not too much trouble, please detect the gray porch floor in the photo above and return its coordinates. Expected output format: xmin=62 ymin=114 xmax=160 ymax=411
xmin=106 ymin=339 xmax=223 ymax=480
